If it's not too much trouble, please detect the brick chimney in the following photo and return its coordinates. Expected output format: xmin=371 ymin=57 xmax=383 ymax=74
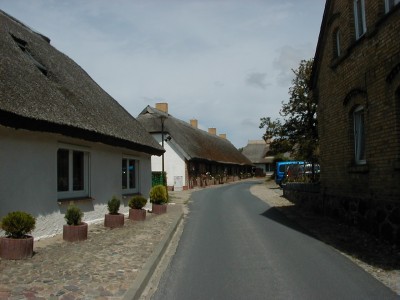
xmin=208 ymin=128 xmax=217 ymax=135
xmin=155 ymin=102 xmax=168 ymax=113
xmin=190 ymin=119 xmax=198 ymax=128
xmin=219 ymin=133 xmax=227 ymax=139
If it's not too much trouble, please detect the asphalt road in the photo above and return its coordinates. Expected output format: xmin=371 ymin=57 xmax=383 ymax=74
xmin=152 ymin=181 xmax=399 ymax=300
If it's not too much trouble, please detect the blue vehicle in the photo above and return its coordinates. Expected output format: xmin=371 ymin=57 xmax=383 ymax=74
xmin=275 ymin=161 xmax=305 ymax=187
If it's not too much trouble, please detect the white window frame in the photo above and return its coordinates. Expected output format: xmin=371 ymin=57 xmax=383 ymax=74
xmin=354 ymin=0 xmax=367 ymax=39
xmin=57 ymin=145 xmax=90 ymax=199
xmin=122 ymin=157 xmax=139 ymax=194
xmin=353 ymin=106 xmax=366 ymax=165
xmin=385 ymin=0 xmax=400 ymax=13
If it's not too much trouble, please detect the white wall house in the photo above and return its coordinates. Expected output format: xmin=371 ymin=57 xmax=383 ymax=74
xmin=137 ymin=103 xmax=253 ymax=190
xmin=150 ymin=133 xmax=187 ymax=189
xmin=0 ymin=11 xmax=163 ymax=239
xmin=1 ymin=127 xmax=154 ymax=239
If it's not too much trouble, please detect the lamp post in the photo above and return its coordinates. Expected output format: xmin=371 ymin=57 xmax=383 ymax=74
xmin=160 ymin=115 xmax=166 ymax=186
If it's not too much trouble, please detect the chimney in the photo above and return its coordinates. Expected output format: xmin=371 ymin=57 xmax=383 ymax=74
xmin=208 ymin=128 xmax=217 ymax=135
xmin=190 ymin=119 xmax=198 ymax=128
xmin=155 ymin=102 xmax=168 ymax=113
xmin=219 ymin=134 xmax=227 ymax=139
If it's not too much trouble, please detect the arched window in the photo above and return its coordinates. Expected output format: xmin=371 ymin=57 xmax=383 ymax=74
xmin=354 ymin=0 xmax=367 ymax=39
xmin=385 ymin=0 xmax=400 ymax=13
xmin=353 ymin=106 xmax=366 ymax=164
xmin=396 ymin=87 xmax=400 ymax=150
xmin=333 ymin=28 xmax=341 ymax=58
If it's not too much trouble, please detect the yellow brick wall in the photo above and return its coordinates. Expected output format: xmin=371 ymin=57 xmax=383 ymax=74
xmin=316 ymin=1 xmax=400 ymax=201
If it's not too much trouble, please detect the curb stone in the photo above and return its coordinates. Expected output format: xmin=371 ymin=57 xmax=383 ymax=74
xmin=123 ymin=207 xmax=184 ymax=300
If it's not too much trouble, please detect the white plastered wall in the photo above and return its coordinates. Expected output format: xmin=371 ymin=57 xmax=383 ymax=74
xmin=0 ymin=126 xmax=152 ymax=240
xmin=150 ymin=133 xmax=186 ymax=187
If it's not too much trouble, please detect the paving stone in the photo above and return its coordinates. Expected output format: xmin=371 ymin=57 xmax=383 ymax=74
xmin=0 ymin=202 xmax=184 ymax=299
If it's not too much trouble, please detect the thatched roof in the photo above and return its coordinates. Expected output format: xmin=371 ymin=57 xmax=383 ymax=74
xmin=241 ymin=140 xmax=274 ymax=164
xmin=137 ymin=106 xmax=253 ymax=166
xmin=0 ymin=10 xmax=164 ymax=156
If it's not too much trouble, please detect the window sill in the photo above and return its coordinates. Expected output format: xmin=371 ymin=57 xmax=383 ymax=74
xmin=122 ymin=193 xmax=142 ymax=200
xmin=347 ymin=163 xmax=369 ymax=173
xmin=330 ymin=34 xmax=366 ymax=70
xmin=376 ymin=5 xmax=400 ymax=28
xmin=58 ymin=197 xmax=94 ymax=205
xmin=330 ymin=54 xmax=347 ymax=69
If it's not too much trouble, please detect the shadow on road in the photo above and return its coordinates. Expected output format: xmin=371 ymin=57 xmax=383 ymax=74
xmin=260 ymin=204 xmax=400 ymax=272
xmin=260 ymin=206 xmax=314 ymax=237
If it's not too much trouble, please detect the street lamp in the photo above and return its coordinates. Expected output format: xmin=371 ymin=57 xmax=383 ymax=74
xmin=160 ymin=115 xmax=166 ymax=186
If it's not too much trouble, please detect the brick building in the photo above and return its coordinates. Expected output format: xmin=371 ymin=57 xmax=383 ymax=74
xmin=311 ymin=0 xmax=400 ymax=243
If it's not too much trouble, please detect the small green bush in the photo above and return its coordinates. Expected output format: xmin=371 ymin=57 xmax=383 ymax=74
xmin=107 ymin=196 xmax=121 ymax=214
xmin=149 ymin=185 xmax=168 ymax=205
xmin=1 ymin=211 xmax=36 ymax=238
xmin=65 ymin=204 xmax=83 ymax=225
xmin=129 ymin=195 xmax=147 ymax=209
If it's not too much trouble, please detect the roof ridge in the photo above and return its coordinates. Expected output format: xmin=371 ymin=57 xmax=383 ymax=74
xmin=0 ymin=9 xmax=50 ymax=43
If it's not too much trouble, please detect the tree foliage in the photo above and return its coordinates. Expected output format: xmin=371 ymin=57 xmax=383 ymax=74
xmin=260 ymin=58 xmax=318 ymax=162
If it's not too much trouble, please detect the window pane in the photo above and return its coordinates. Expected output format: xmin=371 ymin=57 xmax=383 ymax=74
xmin=388 ymin=0 xmax=400 ymax=11
xmin=122 ymin=159 xmax=127 ymax=189
xmin=354 ymin=109 xmax=366 ymax=163
xmin=73 ymin=151 xmax=84 ymax=191
xmin=354 ymin=0 xmax=365 ymax=38
xmin=129 ymin=160 xmax=136 ymax=189
xmin=336 ymin=30 xmax=341 ymax=57
xmin=357 ymin=110 xmax=366 ymax=161
xmin=57 ymin=149 xmax=69 ymax=191
xmin=357 ymin=1 xmax=364 ymax=35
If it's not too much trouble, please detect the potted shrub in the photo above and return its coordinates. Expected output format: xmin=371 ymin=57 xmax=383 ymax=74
xmin=0 ymin=211 xmax=36 ymax=260
xmin=63 ymin=204 xmax=88 ymax=242
xmin=150 ymin=185 xmax=168 ymax=214
xmin=128 ymin=195 xmax=147 ymax=221
xmin=104 ymin=196 xmax=124 ymax=228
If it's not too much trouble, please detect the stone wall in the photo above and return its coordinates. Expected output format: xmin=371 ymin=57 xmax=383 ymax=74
xmin=283 ymin=183 xmax=321 ymax=212
xmin=283 ymin=183 xmax=400 ymax=245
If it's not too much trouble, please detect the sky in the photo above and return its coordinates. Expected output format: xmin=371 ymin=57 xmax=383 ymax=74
xmin=0 ymin=0 xmax=326 ymax=148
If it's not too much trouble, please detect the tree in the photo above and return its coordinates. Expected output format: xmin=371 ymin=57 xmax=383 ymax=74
xmin=260 ymin=58 xmax=318 ymax=163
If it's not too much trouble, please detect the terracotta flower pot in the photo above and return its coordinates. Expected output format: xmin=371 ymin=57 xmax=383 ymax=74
xmin=129 ymin=208 xmax=146 ymax=221
xmin=0 ymin=236 xmax=34 ymax=260
xmin=63 ymin=222 xmax=88 ymax=242
xmin=104 ymin=213 xmax=124 ymax=228
xmin=152 ymin=203 xmax=167 ymax=214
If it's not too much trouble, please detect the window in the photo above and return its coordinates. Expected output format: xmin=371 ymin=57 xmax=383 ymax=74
xmin=353 ymin=106 xmax=366 ymax=164
xmin=57 ymin=148 xmax=90 ymax=199
xmin=122 ymin=158 xmax=138 ymax=193
xmin=334 ymin=29 xmax=341 ymax=57
xmin=385 ymin=0 xmax=400 ymax=12
xmin=354 ymin=0 xmax=366 ymax=39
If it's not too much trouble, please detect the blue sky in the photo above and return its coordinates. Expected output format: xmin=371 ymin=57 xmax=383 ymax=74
xmin=0 ymin=0 xmax=326 ymax=148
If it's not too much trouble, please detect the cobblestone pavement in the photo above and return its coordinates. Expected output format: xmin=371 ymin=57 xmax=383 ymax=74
xmin=0 ymin=192 xmax=187 ymax=300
